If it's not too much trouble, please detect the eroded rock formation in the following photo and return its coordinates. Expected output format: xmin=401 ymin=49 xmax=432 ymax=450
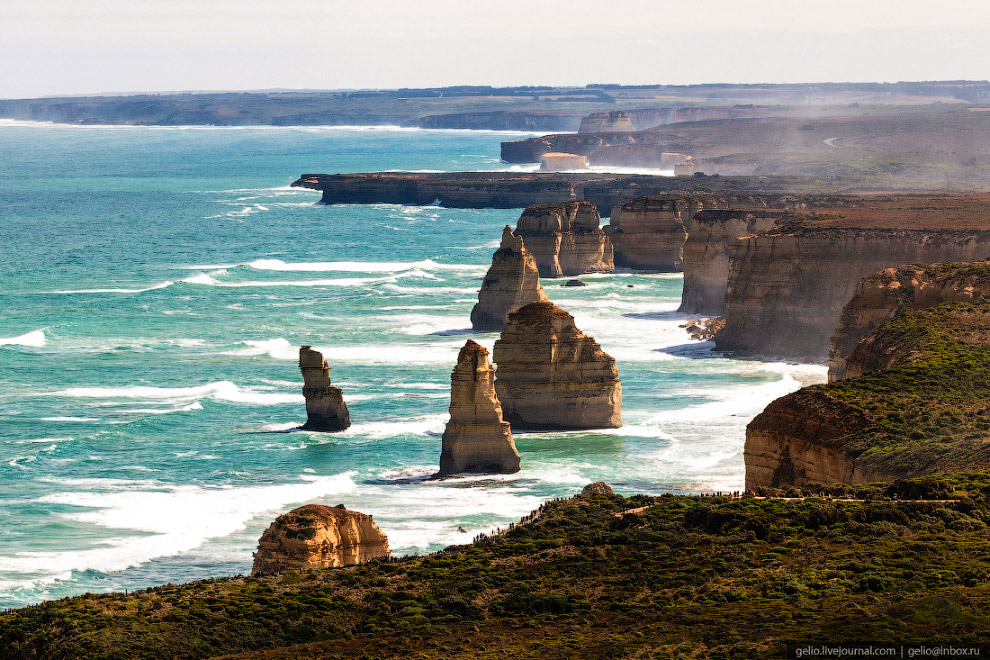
xmin=438 ymin=340 xmax=520 ymax=476
xmin=251 ymin=504 xmax=389 ymax=575
xmin=493 ymin=301 xmax=621 ymax=430
xmin=580 ymin=482 xmax=615 ymax=497
xmin=514 ymin=202 xmax=613 ymax=277
xmin=300 ymin=346 xmax=350 ymax=431
xmin=717 ymin=227 xmax=990 ymax=361
xmin=828 ymin=261 xmax=990 ymax=381
xmin=470 ymin=226 xmax=548 ymax=332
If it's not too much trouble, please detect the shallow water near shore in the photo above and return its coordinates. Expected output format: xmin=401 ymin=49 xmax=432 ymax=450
xmin=0 ymin=123 xmax=825 ymax=608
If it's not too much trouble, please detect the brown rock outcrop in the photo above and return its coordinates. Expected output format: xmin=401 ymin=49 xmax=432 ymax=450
xmin=578 ymin=111 xmax=636 ymax=133
xmin=493 ymin=302 xmax=621 ymax=430
xmin=299 ymin=346 xmax=350 ymax=431
xmin=580 ymin=482 xmax=615 ymax=497
xmin=717 ymin=227 xmax=990 ymax=361
xmin=514 ymin=202 xmax=613 ymax=277
xmin=438 ymin=340 xmax=520 ymax=476
xmin=828 ymin=261 xmax=990 ymax=381
xmin=470 ymin=227 xmax=549 ymax=332
xmin=251 ymin=504 xmax=389 ymax=576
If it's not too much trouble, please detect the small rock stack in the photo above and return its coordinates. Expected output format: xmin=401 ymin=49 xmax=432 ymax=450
xmin=299 ymin=346 xmax=350 ymax=431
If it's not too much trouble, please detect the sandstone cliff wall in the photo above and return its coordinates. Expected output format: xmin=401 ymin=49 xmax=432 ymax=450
xmin=679 ymin=208 xmax=790 ymax=314
xmin=470 ymin=227 xmax=548 ymax=332
xmin=300 ymin=346 xmax=350 ymax=431
xmin=828 ymin=261 xmax=990 ymax=381
xmin=438 ymin=341 xmax=520 ymax=476
xmin=514 ymin=201 xmax=613 ymax=277
xmin=717 ymin=229 xmax=990 ymax=361
xmin=493 ymin=302 xmax=621 ymax=430
xmin=252 ymin=504 xmax=389 ymax=575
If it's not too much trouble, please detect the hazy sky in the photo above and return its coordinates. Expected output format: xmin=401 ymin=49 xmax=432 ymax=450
xmin=2 ymin=0 xmax=989 ymax=98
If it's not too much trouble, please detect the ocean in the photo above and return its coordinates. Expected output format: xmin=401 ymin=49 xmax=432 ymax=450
xmin=0 ymin=121 xmax=825 ymax=608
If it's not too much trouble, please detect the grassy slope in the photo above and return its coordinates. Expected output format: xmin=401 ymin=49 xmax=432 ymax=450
xmin=3 ymin=473 xmax=990 ymax=659
xmin=800 ymin=301 xmax=990 ymax=477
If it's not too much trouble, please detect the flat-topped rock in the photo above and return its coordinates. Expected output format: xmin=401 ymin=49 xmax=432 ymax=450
xmin=539 ymin=152 xmax=590 ymax=172
xmin=251 ymin=504 xmax=389 ymax=575
xmin=514 ymin=201 xmax=613 ymax=277
xmin=438 ymin=340 xmax=520 ymax=476
xmin=299 ymin=346 xmax=350 ymax=431
xmin=493 ymin=301 xmax=621 ymax=430
xmin=470 ymin=226 xmax=549 ymax=332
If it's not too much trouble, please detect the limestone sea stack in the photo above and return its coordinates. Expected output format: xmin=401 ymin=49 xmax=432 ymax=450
xmin=514 ymin=201 xmax=614 ymax=277
xmin=470 ymin=226 xmax=548 ymax=332
xmin=251 ymin=504 xmax=389 ymax=576
xmin=299 ymin=346 xmax=350 ymax=431
xmin=539 ymin=152 xmax=589 ymax=172
xmin=493 ymin=301 xmax=621 ymax=430
xmin=437 ymin=340 xmax=520 ymax=476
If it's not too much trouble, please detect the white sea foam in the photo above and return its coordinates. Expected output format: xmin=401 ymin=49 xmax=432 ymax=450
xmin=47 ymin=381 xmax=302 ymax=406
xmin=0 ymin=472 xmax=357 ymax=582
xmin=0 ymin=329 xmax=46 ymax=347
xmin=39 ymin=417 xmax=100 ymax=423
xmin=245 ymin=258 xmax=480 ymax=273
xmin=47 ymin=281 xmax=175 ymax=295
xmin=221 ymin=338 xmax=298 ymax=361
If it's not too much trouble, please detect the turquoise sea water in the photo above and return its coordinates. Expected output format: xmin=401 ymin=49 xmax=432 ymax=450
xmin=0 ymin=121 xmax=825 ymax=608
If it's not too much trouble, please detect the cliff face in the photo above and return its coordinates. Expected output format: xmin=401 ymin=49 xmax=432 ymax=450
xmin=514 ymin=202 xmax=613 ymax=277
xmin=300 ymin=346 xmax=350 ymax=431
xmin=438 ymin=340 xmax=520 ymax=476
xmin=745 ymin=390 xmax=874 ymax=489
xmin=251 ymin=504 xmax=389 ymax=575
xmin=493 ymin=302 xmax=621 ymax=430
xmin=717 ymin=228 xmax=990 ymax=361
xmin=578 ymin=111 xmax=635 ymax=133
xmin=745 ymin=300 xmax=990 ymax=489
xmin=828 ymin=261 xmax=990 ymax=381
xmin=499 ymin=131 xmax=693 ymax=168
xmin=604 ymin=197 xmax=692 ymax=271
xmin=470 ymin=227 xmax=549 ymax=332
xmin=679 ymin=207 xmax=790 ymax=313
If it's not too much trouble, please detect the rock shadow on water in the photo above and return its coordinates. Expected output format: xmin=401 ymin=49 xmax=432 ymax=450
xmin=654 ymin=340 xmax=720 ymax=359
xmin=622 ymin=310 xmax=686 ymax=321
xmin=429 ymin=328 xmax=473 ymax=337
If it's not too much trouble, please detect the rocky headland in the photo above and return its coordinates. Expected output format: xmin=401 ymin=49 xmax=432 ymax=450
xmin=714 ymin=195 xmax=990 ymax=361
xmin=251 ymin=504 xmax=390 ymax=576
xmin=745 ymin=299 xmax=990 ymax=488
xmin=437 ymin=340 xmax=520 ymax=476
xmin=493 ymin=301 xmax=621 ymax=430
xmin=828 ymin=261 xmax=990 ymax=381
xmin=299 ymin=346 xmax=350 ymax=431
xmin=470 ymin=226 xmax=548 ymax=332
xmin=513 ymin=201 xmax=613 ymax=277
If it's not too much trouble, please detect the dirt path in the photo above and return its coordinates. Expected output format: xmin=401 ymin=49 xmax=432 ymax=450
xmin=823 ymin=136 xmax=843 ymax=148
xmin=614 ymin=496 xmax=957 ymax=517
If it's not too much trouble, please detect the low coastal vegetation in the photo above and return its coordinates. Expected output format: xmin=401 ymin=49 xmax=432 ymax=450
xmin=814 ymin=300 xmax=990 ymax=477
xmin=3 ymin=473 xmax=990 ymax=659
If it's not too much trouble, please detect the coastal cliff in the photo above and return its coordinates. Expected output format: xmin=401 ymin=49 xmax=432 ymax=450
xmin=578 ymin=111 xmax=635 ymax=133
xmin=438 ymin=340 xmax=520 ymax=476
xmin=828 ymin=261 xmax=990 ymax=381
xmin=514 ymin=201 xmax=613 ymax=277
xmin=470 ymin=227 xmax=548 ymax=332
xmin=251 ymin=504 xmax=389 ymax=575
xmin=604 ymin=196 xmax=693 ymax=271
xmin=493 ymin=301 xmax=621 ymax=430
xmin=299 ymin=346 xmax=350 ymax=431
xmin=679 ymin=207 xmax=791 ymax=313
xmin=745 ymin=300 xmax=990 ymax=488
xmin=717 ymin=225 xmax=990 ymax=361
